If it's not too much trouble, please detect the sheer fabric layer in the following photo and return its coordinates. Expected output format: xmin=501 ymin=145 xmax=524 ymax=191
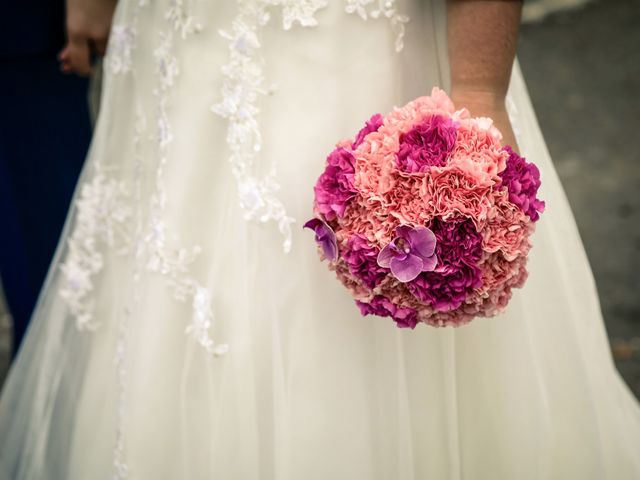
xmin=1 ymin=1 xmax=639 ymax=479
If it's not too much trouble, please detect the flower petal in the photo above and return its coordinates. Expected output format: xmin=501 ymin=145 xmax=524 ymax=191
xmin=321 ymin=236 xmax=338 ymax=262
xmin=303 ymin=218 xmax=322 ymax=231
xmin=421 ymin=254 xmax=438 ymax=272
xmin=394 ymin=314 xmax=418 ymax=329
xmin=304 ymin=218 xmax=338 ymax=262
xmin=395 ymin=225 xmax=413 ymax=240
xmin=408 ymin=226 xmax=437 ymax=258
xmin=376 ymin=243 xmax=395 ymax=268
xmin=390 ymin=254 xmax=423 ymax=283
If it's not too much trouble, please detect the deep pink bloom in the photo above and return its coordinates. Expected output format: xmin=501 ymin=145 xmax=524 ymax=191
xmin=352 ymin=113 xmax=384 ymax=149
xmin=395 ymin=115 xmax=457 ymax=173
xmin=314 ymin=147 xmax=357 ymax=221
xmin=303 ymin=218 xmax=338 ymax=261
xmin=356 ymin=296 xmax=419 ymax=329
xmin=408 ymin=218 xmax=483 ymax=311
xmin=342 ymin=235 xmax=387 ymax=289
xmin=499 ymin=146 xmax=546 ymax=221
xmin=377 ymin=225 xmax=438 ymax=283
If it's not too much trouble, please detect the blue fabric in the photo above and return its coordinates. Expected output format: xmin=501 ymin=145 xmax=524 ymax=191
xmin=0 ymin=1 xmax=66 ymax=59
xmin=0 ymin=53 xmax=92 ymax=356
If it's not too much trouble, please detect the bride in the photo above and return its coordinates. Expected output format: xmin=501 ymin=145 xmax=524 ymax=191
xmin=1 ymin=0 xmax=639 ymax=478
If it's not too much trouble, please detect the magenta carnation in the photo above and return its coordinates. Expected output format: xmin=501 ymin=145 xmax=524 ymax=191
xmin=342 ymin=235 xmax=387 ymax=289
xmin=408 ymin=218 xmax=483 ymax=311
xmin=395 ymin=115 xmax=457 ymax=173
xmin=356 ymin=296 xmax=419 ymax=329
xmin=307 ymin=88 xmax=544 ymax=328
xmin=499 ymin=146 xmax=546 ymax=221
xmin=313 ymin=147 xmax=357 ymax=221
xmin=352 ymin=113 xmax=384 ymax=149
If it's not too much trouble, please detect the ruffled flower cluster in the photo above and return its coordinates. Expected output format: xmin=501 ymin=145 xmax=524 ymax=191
xmin=306 ymin=88 xmax=545 ymax=328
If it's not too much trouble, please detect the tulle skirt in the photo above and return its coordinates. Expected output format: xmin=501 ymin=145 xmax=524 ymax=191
xmin=1 ymin=0 xmax=639 ymax=478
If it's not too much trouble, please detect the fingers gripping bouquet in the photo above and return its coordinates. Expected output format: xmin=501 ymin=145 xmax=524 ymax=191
xmin=305 ymin=88 xmax=545 ymax=328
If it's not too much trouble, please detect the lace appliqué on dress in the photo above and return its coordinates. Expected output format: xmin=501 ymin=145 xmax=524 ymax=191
xmin=213 ymin=0 xmax=409 ymax=253
xmin=211 ymin=2 xmax=299 ymax=253
xmin=345 ymin=0 xmax=409 ymax=52
xmin=106 ymin=25 xmax=137 ymax=75
xmin=105 ymin=0 xmax=152 ymax=75
xmin=144 ymin=18 xmax=229 ymax=357
xmin=166 ymin=0 xmax=203 ymax=38
xmin=110 ymin=107 xmax=146 ymax=480
xmin=276 ymin=0 xmax=329 ymax=29
xmin=61 ymin=0 xmax=228 ymax=358
xmin=59 ymin=173 xmax=131 ymax=330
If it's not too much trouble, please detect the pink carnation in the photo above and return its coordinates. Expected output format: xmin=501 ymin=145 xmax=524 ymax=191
xmin=481 ymin=189 xmax=533 ymax=261
xmin=448 ymin=117 xmax=508 ymax=187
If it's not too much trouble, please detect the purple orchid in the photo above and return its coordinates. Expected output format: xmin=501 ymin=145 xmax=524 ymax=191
xmin=377 ymin=225 xmax=438 ymax=283
xmin=304 ymin=218 xmax=338 ymax=262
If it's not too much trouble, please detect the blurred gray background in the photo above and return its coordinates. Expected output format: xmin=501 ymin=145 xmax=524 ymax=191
xmin=1 ymin=0 xmax=639 ymax=396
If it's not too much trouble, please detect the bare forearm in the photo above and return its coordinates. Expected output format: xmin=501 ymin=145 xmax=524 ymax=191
xmin=447 ymin=0 xmax=523 ymax=106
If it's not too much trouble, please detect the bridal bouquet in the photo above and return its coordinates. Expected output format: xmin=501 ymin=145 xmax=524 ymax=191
xmin=305 ymin=88 xmax=545 ymax=328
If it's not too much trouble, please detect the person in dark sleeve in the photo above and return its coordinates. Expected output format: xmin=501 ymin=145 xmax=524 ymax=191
xmin=0 ymin=1 xmax=97 ymax=357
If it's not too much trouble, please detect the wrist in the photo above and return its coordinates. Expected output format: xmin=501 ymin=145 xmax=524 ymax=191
xmin=450 ymin=86 xmax=507 ymax=111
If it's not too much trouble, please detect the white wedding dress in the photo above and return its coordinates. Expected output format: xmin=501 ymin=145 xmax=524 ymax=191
xmin=1 ymin=0 xmax=639 ymax=479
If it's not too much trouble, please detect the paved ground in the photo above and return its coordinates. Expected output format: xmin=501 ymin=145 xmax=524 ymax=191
xmin=1 ymin=0 xmax=639 ymax=398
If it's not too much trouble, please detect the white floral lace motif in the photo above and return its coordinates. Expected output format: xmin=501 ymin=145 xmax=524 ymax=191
xmin=144 ymin=15 xmax=229 ymax=356
xmin=59 ymin=172 xmax=131 ymax=330
xmin=106 ymin=25 xmax=137 ymax=75
xmin=211 ymin=1 xmax=300 ymax=253
xmin=111 ymin=106 xmax=146 ymax=480
xmin=212 ymin=0 xmax=408 ymax=253
xmin=62 ymin=0 xmax=228 ymax=357
xmin=276 ymin=0 xmax=329 ymax=29
xmin=345 ymin=0 xmax=409 ymax=51
xmin=166 ymin=0 xmax=203 ymax=38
